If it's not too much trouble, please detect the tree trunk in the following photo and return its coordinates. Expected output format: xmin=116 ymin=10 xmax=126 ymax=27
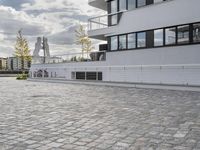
xmin=81 ymin=44 xmax=84 ymax=59
xmin=21 ymin=57 xmax=24 ymax=71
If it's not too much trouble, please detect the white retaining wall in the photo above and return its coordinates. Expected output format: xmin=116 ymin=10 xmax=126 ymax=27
xmin=30 ymin=45 xmax=200 ymax=86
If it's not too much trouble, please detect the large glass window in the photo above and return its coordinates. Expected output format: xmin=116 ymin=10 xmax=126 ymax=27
xmin=154 ymin=29 xmax=163 ymax=46
xmin=165 ymin=27 xmax=176 ymax=45
xmin=111 ymin=15 xmax=118 ymax=25
xmin=111 ymin=0 xmax=118 ymax=13
xmin=119 ymin=0 xmax=127 ymax=11
xmin=128 ymin=0 xmax=136 ymax=10
xmin=193 ymin=23 xmax=200 ymax=43
xmin=119 ymin=35 xmax=127 ymax=49
xmin=128 ymin=33 xmax=136 ymax=49
xmin=177 ymin=25 xmax=189 ymax=44
xmin=137 ymin=32 xmax=146 ymax=48
xmin=137 ymin=0 xmax=146 ymax=7
xmin=110 ymin=36 xmax=118 ymax=50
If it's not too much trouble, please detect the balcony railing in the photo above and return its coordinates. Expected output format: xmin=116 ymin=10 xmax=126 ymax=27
xmin=88 ymin=12 xmax=124 ymax=31
xmin=32 ymin=51 xmax=106 ymax=64
xmin=88 ymin=14 xmax=108 ymax=30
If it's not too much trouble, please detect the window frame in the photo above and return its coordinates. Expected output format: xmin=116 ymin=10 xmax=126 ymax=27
xmin=164 ymin=26 xmax=177 ymax=46
xmin=177 ymin=25 xmax=190 ymax=45
xmin=137 ymin=31 xmax=147 ymax=48
xmin=127 ymin=33 xmax=137 ymax=49
xmin=192 ymin=23 xmax=200 ymax=43
xmin=110 ymin=36 xmax=118 ymax=51
xmin=118 ymin=34 xmax=127 ymax=50
xmin=154 ymin=28 xmax=164 ymax=47
xmin=108 ymin=21 xmax=200 ymax=52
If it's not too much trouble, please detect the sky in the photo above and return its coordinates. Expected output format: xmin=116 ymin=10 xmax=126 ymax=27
xmin=0 ymin=0 xmax=105 ymax=57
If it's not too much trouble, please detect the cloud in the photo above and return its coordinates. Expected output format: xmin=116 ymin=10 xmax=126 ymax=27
xmin=0 ymin=0 xmax=105 ymax=58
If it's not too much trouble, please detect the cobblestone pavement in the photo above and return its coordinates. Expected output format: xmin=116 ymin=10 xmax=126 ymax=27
xmin=0 ymin=78 xmax=200 ymax=150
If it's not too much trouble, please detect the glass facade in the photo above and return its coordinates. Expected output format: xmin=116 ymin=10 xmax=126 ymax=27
xmin=177 ymin=25 xmax=189 ymax=44
xmin=111 ymin=36 xmax=118 ymax=50
xmin=154 ymin=29 xmax=163 ymax=46
xmin=111 ymin=15 xmax=118 ymax=25
xmin=193 ymin=23 xmax=200 ymax=43
xmin=137 ymin=32 xmax=146 ymax=48
xmin=128 ymin=0 xmax=136 ymax=10
xmin=128 ymin=33 xmax=136 ymax=49
xmin=137 ymin=0 xmax=146 ymax=7
xmin=165 ymin=27 xmax=176 ymax=45
xmin=109 ymin=22 xmax=200 ymax=51
xmin=119 ymin=0 xmax=127 ymax=11
xmin=154 ymin=0 xmax=163 ymax=3
xmin=119 ymin=35 xmax=127 ymax=49
xmin=111 ymin=0 xmax=117 ymax=13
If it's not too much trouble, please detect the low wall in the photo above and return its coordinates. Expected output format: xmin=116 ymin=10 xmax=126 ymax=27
xmin=29 ymin=64 xmax=200 ymax=86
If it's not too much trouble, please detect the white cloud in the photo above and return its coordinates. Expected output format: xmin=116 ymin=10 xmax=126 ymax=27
xmin=0 ymin=0 xmax=106 ymax=58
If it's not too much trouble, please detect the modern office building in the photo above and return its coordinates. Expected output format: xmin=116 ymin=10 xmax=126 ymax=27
xmin=30 ymin=0 xmax=200 ymax=86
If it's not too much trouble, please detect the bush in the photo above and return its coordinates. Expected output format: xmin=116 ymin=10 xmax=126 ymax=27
xmin=16 ymin=73 xmax=28 ymax=80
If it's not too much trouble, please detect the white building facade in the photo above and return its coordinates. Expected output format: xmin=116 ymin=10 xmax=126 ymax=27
xmin=30 ymin=0 xmax=200 ymax=86
xmin=7 ymin=57 xmax=31 ymax=71
xmin=0 ymin=58 xmax=7 ymax=70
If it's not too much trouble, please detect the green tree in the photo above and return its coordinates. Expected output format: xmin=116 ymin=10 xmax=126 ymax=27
xmin=14 ymin=29 xmax=32 ymax=70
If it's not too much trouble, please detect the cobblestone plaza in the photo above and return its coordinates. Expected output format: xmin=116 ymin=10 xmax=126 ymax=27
xmin=0 ymin=78 xmax=200 ymax=150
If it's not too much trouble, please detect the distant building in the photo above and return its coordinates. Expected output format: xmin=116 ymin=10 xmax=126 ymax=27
xmin=7 ymin=57 xmax=31 ymax=71
xmin=0 ymin=58 xmax=7 ymax=70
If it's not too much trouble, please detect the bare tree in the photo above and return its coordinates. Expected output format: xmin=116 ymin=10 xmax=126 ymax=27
xmin=75 ymin=24 xmax=94 ymax=60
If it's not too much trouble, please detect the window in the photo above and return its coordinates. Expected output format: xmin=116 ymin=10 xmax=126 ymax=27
xmin=75 ymin=72 xmax=102 ymax=81
xmin=119 ymin=0 xmax=127 ymax=11
xmin=137 ymin=0 xmax=146 ymax=7
xmin=111 ymin=15 xmax=118 ymax=25
xmin=111 ymin=36 xmax=118 ymax=50
xmin=154 ymin=29 xmax=163 ymax=46
xmin=193 ymin=23 xmax=200 ymax=43
xmin=165 ymin=27 xmax=176 ymax=45
xmin=177 ymin=25 xmax=189 ymax=44
xmin=128 ymin=0 xmax=136 ymax=10
xmin=108 ymin=22 xmax=200 ymax=52
xmin=128 ymin=33 xmax=136 ymax=49
xmin=119 ymin=35 xmax=127 ymax=49
xmin=137 ymin=32 xmax=146 ymax=48
xmin=154 ymin=0 xmax=163 ymax=3
xmin=111 ymin=0 xmax=118 ymax=13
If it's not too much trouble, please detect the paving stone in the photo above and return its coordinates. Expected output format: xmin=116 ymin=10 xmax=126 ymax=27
xmin=0 ymin=78 xmax=200 ymax=149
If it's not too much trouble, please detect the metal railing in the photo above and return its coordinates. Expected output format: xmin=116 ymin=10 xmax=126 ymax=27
xmin=88 ymin=14 xmax=108 ymax=30
xmin=88 ymin=11 xmax=125 ymax=30
xmin=32 ymin=51 xmax=106 ymax=64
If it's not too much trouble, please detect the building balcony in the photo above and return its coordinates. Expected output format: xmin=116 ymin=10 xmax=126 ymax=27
xmin=88 ymin=12 xmax=122 ymax=40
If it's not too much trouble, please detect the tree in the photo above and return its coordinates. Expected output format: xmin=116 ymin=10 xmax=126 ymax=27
xmin=14 ymin=29 xmax=31 ymax=70
xmin=83 ymin=38 xmax=94 ymax=59
xmin=75 ymin=24 xmax=94 ymax=59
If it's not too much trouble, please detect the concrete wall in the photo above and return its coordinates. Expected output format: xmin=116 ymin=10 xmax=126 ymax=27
xmin=30 ymin=44 xmax=200 ymax=86
xmin=106 ymin=44 xmax=200 ymax=65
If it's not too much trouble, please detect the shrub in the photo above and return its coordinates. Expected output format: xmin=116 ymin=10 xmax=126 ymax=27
xmin=16 ymin=73 xmax=28 ymax=80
